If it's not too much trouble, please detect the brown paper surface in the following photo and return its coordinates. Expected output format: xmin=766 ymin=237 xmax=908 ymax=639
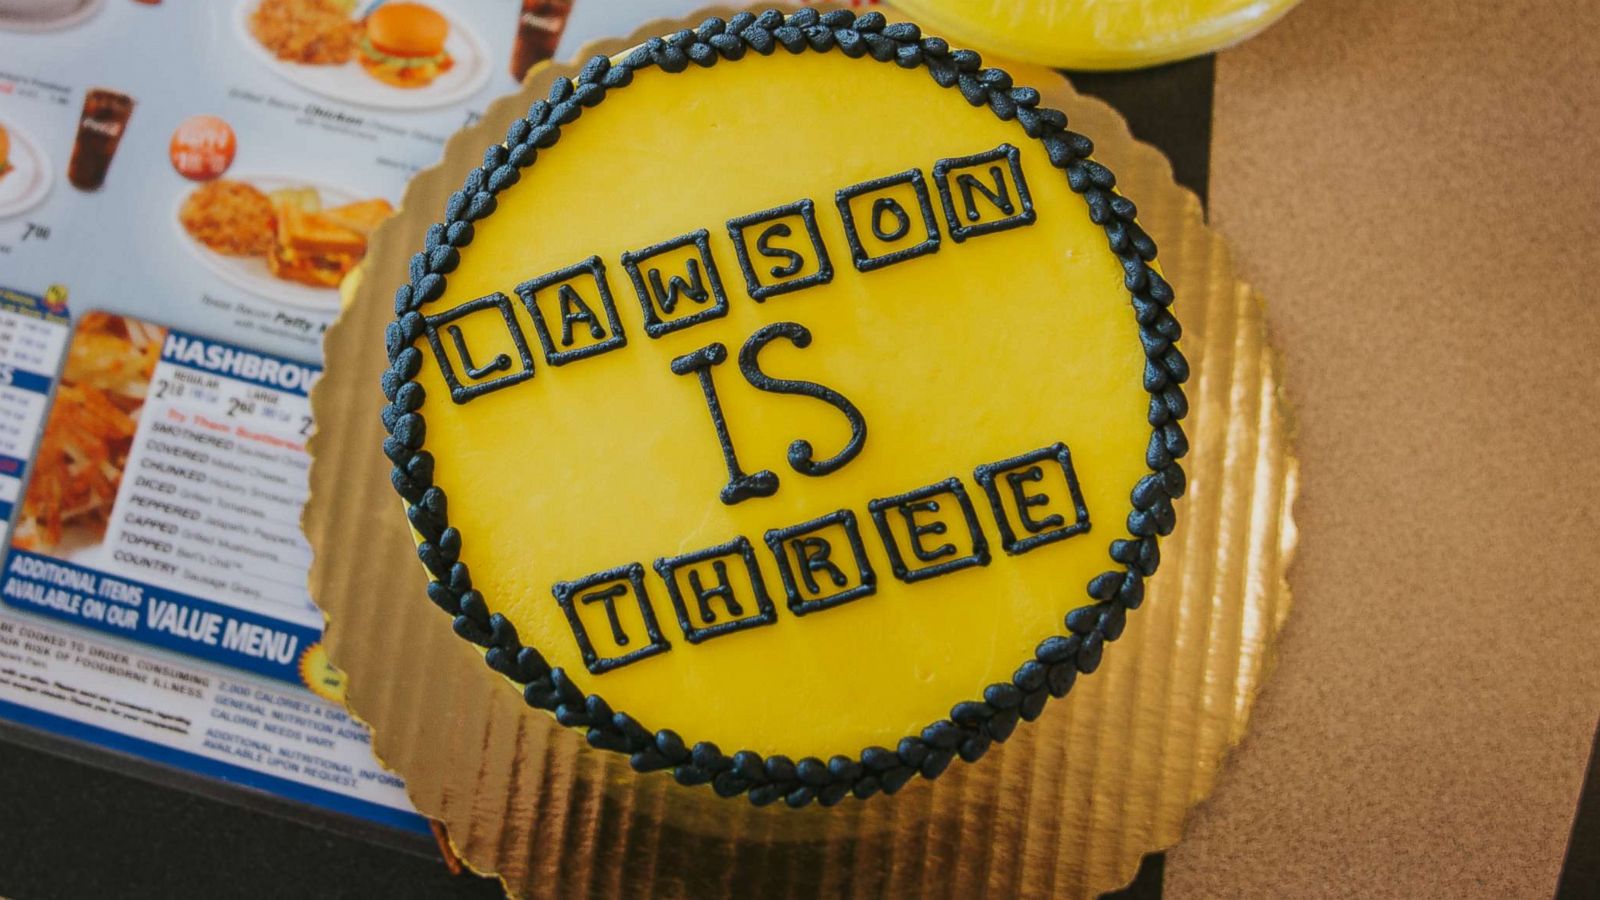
xmin=1169 ymin=0 xmax=1600 ymax=896
xmin=305 ymin=7 xmax=1297 ymax=897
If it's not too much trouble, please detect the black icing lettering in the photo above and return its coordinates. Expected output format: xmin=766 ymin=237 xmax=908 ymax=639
xmin=791 ymin=536 xmax=847 ymax=595
xmin=670 ymin=342 xmax=779 ymax=506
xmin=868 ymin=478 xmax=991 ymax=584
xmin=898 ymin=499 xmax=955 ymax=563
xmin=446 ymin=324 xmax=510 ymax=379
xmin=516 ymin=255 xmax=628 ymax=367
xmin=870 ymin=197 xmax=912 ymax=242
xmin=957 ymin=166 xmax=1014 ymax=220
xmin=686 ymin=559 xmax=743 ymax=623
xmin=726 ymin=199 xmax=833 ymax=302
xmin=647 ymin=258 xmax=708 ymax=313
xmin=653 ymin=538 xmax=776 ymax=644
xmin=755 ymin=222 xmax=805 ymax=278
xmin=974 ymin=442 xmax=1092 ymax=555
xmin=557 ymin=284 xmax=605 ymax=345
xmin=737 ymin=322 xmax=867 ymax=479
xmin=578 ymin=582 xmax=631 ymax=645
xmin=423 ymin=292 xmax=536 ymax=404
xmin=622 ymin=229 xmax=729 ymax=337
xmin=763 ymin=509 xmax=876 ymax=616
xmin=1005 ymin=465 xmax=1066 ymax=534
xmin=933 ymin=143 xmax=1037 ymax=243
xmin=551 ymin=563 xmax=670 ymax=675
xmin=834 ymin=168 xmax=941 ymax=272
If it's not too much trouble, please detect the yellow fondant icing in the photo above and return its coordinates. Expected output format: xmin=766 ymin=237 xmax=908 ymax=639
xmin=411 ymin=50 xmax=1153 ymax=759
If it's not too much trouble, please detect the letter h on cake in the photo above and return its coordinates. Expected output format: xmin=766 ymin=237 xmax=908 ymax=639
xmin=653 ymin=537 xmax=776 ymax=644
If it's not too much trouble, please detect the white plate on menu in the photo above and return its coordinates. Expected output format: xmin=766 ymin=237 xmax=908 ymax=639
xmin=235 ymin=0 xmax=492 ymax=112
xmin=0 ymin=121 xmax=52 ymax=219
xmin=0 ymin=0 xmax=103 ymax=33
xmin=174 ymin=174 xmax=361 ymax=310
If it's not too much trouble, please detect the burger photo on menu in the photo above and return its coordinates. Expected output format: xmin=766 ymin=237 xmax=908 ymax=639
xmin=176 ymin=175 xmax=393 ymax=307
xmin=357 ymin=3 xmax=454 ymax=88
xmin=0 ymin=119 xmax=54 ymax=219
xmin=238 ymin=0 xmax=489 ymax=110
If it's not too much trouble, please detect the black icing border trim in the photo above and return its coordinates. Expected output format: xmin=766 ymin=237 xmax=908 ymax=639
xmin=379 ymin=8 xmax=1189 ymax=808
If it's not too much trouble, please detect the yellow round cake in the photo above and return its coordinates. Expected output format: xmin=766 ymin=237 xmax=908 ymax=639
xmin=380 ymin=8 xmax=1189 ymax=807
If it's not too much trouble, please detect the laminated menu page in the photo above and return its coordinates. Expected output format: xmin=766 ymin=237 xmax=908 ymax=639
xmin=0 ymin=0 xmax=654 ymax=836
xmin=0 ymin=0 xmax=758 ymax=840
xmin=0 ymin=310 xmax=420 ymax=831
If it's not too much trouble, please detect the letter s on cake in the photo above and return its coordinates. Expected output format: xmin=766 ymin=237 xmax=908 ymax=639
xmin=357 ymin=2 xmax=454 ymax=89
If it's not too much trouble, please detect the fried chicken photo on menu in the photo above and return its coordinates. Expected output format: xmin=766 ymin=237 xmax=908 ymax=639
xmin=0 ymin=125 xmax=12 ymax=181
xmin=249 ymin=0 xmax=360 ymax=65
xmin=358 ymin=3 xmax=454 ymax=89
xmin=13 ymin=314 xmax=164 ymax=554
xmin=179 ymin=179 xmax=276 ymax=256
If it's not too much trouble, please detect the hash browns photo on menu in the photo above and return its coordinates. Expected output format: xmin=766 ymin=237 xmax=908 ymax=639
xmin=13 ymin=313 xmax=165 ymax=555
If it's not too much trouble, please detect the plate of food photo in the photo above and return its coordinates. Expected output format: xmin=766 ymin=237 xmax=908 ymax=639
xmin=237 ymin=0 xmax=491 ymax=111
xmin=0 ymin=120 xmax=52 ymax=219
xmin=175 ymin=174 xmax=393 ymax=308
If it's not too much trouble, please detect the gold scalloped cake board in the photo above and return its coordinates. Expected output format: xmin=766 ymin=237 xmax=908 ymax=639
xmin=304 ymin=7 xmax=1298 ymax=898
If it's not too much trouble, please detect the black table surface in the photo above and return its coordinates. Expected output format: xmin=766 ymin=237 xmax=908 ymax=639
xmin=0 ymin=61 xmax=1216 ymax=900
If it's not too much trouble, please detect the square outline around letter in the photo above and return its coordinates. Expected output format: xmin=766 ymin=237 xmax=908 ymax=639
xmin=551 ymin=562 xmax=671 ymax=676
xmin=932 ymin=143 xmax=1037 ymax=243
xmin=763 ymin=509 xmax=877 ymax=616
xmin=835 ymin=168 xmax=941 ymax=272
xmin=515 ymin=255 xmax=628 ymax=366
xmin=973 ymin=441 xmax=1091 ymax=556
xmin=422 ymin=291 xmax=536 ymax=405
xmin=653 ymin=537 xmax=777 ymax=645
xmin=726 ymin=198 xmax=835 ymax=301
xmin=620 ymin=229 xmax=729 ymax=338
xmin=867 ymin=477 xmax=991 ymax=584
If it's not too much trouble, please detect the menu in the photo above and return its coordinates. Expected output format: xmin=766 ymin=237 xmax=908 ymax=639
xmin=0 ymin=0 xmax=618 ymax=837
xmin=0 ymin=0 xmax=865 ymax=842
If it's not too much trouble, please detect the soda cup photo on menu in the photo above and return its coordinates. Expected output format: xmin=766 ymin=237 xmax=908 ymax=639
xmin=67 ymin=88 xmax=134 ymax=191
xmin=509 ymin=0 xmax=572 ymax=82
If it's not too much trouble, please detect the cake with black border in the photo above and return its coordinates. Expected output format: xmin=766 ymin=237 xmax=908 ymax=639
xmin=379 ymin=7 xmax=1188 ymax=808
